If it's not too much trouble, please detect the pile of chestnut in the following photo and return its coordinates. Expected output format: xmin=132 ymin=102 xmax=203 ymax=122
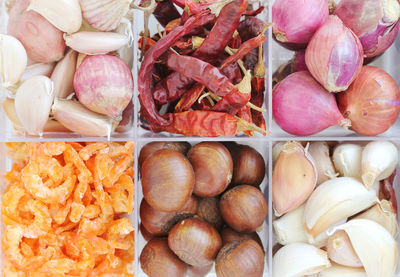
xmin=138 ymin=141 xmax=268 ymax=277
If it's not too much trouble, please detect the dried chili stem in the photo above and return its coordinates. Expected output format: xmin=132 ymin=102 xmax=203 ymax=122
xmin=205 ymin=91 xmax=266 ymax=112
xmin=236 ymin=116 xmax=267 ymax=135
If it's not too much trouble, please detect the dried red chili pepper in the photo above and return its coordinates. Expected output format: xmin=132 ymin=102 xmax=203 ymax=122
xmin=164 ymin=18 xmax=181 ymax=34
xmin=243 ymin=6 xmax=264 ymax=16
xmin=238 ymin=17 xmax=266 ymax=41
xmin=175 ymin=83 xmax=205 ymax=112
xmin=251 ymin=45 xmax=266 ymax=131
xmin=153 ymin=0 xmax=181 ymax=27
xmin=138 ymin=36 xmax=157 ymax=53
xmin=238 ymin=106 xmax=254 ymax=136
xmin=171 ymin=0 xmax=185 ymax=8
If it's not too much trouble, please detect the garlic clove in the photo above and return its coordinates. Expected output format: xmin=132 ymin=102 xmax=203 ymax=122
xmin=76 ymin=53 xmax=87 ymax=69
xmin=27 ymin=0 xmax=82 ymax=33
xmin=272 ymin=142 xmax=285 ymax=167
xmin=354 ymin=200 xmax=398 ymax=238
xmin=272 ymin=141 xmax=317 ymax=216
xmin=361 ymin=141 xmax=398 ymax=189
xmin=80 ymin=0 xmax=132 ymax=31
xmin=52 ymin=99 xmax=118 ymax=137
xmin=15 ymin=75 xmax=54 ymax=136
xmin=304 ymin=177 xmax=378 ymax=241
xmin=116 ymin=18 xmax=133 ymax=69
xmin=64 ymin=31 xmax=129 ymax=55
xmin=3 ymin=98 xmax=23 ymax=129
xmin=50 ymin=49 xmax=77 ymax=98
xmin=272 ymin=243 xmax=331 ymax=277
xmin=332 ymin=143 xmax=362 ymax=179
xmin=0 ymin=34 xmax=27 ymax=88
xmin=318 ymin=263 xmax=367 ymax=277
xmin=327 ymin=230 xmax=362 ymax=267
xmin=43 ymin=119 xmax=71 ymax=133
xmin=308 ymin=141 xmax=337 ymax=185
xmin=21 ymin=62 xmax=55 ymax=82
xmin=330 ymin=219 xmax=398 ymax=277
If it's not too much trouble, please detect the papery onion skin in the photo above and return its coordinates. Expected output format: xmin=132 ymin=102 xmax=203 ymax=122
xmin=335 ymin=0 xmax=400 ymax=58
xmin=273 ymin=71 xmax=350 ymax=136
xmin=337 ymin=66 xmax=400 ymax=136
xmin=305 ymin=15 xmax=364 ymax=92
xmin=272 ymin=0 xmax=329 ymax=45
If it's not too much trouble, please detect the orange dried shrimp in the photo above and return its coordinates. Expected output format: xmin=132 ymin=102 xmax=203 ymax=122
xmin=1 ymin=142 xmax=135 ymax=277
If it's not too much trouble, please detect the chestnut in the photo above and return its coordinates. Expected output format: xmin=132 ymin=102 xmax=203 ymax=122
xmin=187 ymin=264 xmax=213 ymax=277
xmin=168 ymin=217 xmax=222 ymax=267
xmin=197 ymin=197 xmax=224 ymax=230
xmin=141 ymin=149 xmax=194 ymax=212
xmin=188 ymin=142 xmax=233 ymax=197
xmin=140 ymin=237 xmax=188 ymax=277
xmin=139 ymin=141 xmax=191 ymax=168
xmin=231 ymin=145 xmax=266 ymax=187
xmin=140 ymin=223 xmax=154 ymax=242
xmin=140 ymin=196 xmax=198 ymax=236
xmin=215 ymin=239 xmax=265 ymax=277
xmin=220 ymin=185 xmax=268 ymax=232
xmin=220 ymin=227 xmax=263 ymax=249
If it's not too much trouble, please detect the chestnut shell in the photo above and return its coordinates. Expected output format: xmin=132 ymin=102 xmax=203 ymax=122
xmin=197 ymin=197 xmax=224 ymax=230
xmin=139 ymin=141 xmax=191 ymax=168
xmin=231 ymin=145 xmax=266 ymax=187
xmin=140 ymin=223 xmax=154 ymax=242
xmin=220 ymin=227 xmax=263 ymax=249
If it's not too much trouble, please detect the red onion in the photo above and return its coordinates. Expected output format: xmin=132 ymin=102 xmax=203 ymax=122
xmin=292 ymin=50 xmax=307 ymax=72
xmin=272 ymin=0 xmax=329 ymax=45
xmin=273 ymin=71 xmax=350 ymax=136
xmin=306 ymin=15 xmax=364 ymax=92
xmin=335 ymin=0 xmax=400 ymax=58
xmin=73 ymin=55 xmax=133 ymax=119
xmin=337 ymin=66 xmax=400 ymax=136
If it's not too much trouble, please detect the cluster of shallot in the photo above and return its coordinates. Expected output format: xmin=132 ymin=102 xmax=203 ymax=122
xmin=0 ymin=0 xmax=136 ymax=137
xmin=272 ymin=140 xmax=399 ymax=276
xmin=272 ymin=0 xmax=400 ymax=136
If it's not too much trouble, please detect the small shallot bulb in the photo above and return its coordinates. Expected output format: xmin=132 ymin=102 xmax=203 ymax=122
xmin=220 ymin=227 xmax=263 ymax=249
xmin=305 ymin=15 xmax=363 ymax=92
xmin=138 ymin=141 xmax=191 ymax=168
xmin=273 ymin=142 xmax=317 ymax=216
xmin=361 ymin=141 xmax=398 ymax=189
xmin=141 ymin=149 xmax=194 ymax=212
xmin=327 ymin=230 xmax=362 ymax=267
xmin=140 ymin=237 xmax=188 ymax=277
xmin=308 ymin=142 xmax=337 ymax=185
xmin=0 ymin=34 xmax=27 ymax=88
xmin=337 ymin=66 xmax=400 ymax=136
xmin=168 ymin=218 xmax=222 ymax=267
xmin=197 ymin=197 xmax=224 ymax=230
xmin=220 ymin=185 xmax=267 ymax=232
xmin=188 ymin=142 xmax=233 ymax=197
xmin=215 ymin=239 xmax=265 ymax=277
xmin=332 ymin=143 xmax=362 ymax=178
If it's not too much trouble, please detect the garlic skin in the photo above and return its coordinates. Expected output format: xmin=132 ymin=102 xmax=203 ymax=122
xmin=27 ymin=0 xmax=82 ymax=33
xmin=272 ymin=142 xmax=285 ymax=166
xmin=50 ymin=49 xmax=77 ymax=98
xmin=273 ymin=142 xmax=317 ymax=216
xmin=308 ymin=142 xmax=337 ymax=185
xmin=327 ymin=230 xmax=362 ymax=267
xmin=273 ymin=243 xmax=331 ymax=277
xmin=332 ymin=143 xmax=362 ymax=179
xmin=318 ymin=263 xmax=367 ymax=277
xmin=0 ymin=34 xmax=27 ymax=88
xmin=304 ymin=177 xmax=378 ymax=241
xmin=15 ymin=76 xmax=54 ymax=136
xmin=361 ymin=140 xmax=398 ymax=189
xmin=64 ymin=31 xmax=129 ymax=55
xmin=21 ymin=62 xmax=55 ymax=82
xmin=331 ymin=219 xmax=398 ymax=277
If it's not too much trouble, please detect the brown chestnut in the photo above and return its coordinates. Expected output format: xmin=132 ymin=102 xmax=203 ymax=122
xmin=187 ymin=264 xmax=213 ymax=277
xmin=220 ymin=227 xmax=263 ymax=249
xmin=168 ymin=217 xmax=222 ymax=267
xmin=215 ymin=239 xmax=265 ymax=277
xmin=231 ymin=145 xmax=266 ymax=187
xmin=139 ymin=141 xmax=191 ymax=168
xmin=140 ymin=237 xmax=188 ymax=277
xmin=140 ymin=223 xmax=154 ymax=242
xmin=197 ymin=197 xmax=224 ymax=230
xmin=140 ymin=196 xmax=198 ymax=236
xmin=220 ymin=185 xmax=268 ymax=232
xmin=188 ymin=142 xmax=233 ymax=197
xmin=141 ymin=149 xmax=194 ymax=212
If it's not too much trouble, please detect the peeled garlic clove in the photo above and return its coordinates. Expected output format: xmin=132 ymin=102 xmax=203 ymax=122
xmin=331 ymin=219 xmax=398 ymax=277
xmin=80 ymin=0 xmax=132 ymax=31
xmin=361 ymin=141 xmax=398 ymax=189
xmin=318 ymin=263 xmax=367 ymax=277
xmin=21 ymin=63 xmax=55 ymax=82
xmin=52 ymin=99 xmax=117 ymax=137
xmin=15 ymin=76 xmax=54 ymax=136
xmin=354 ymin=200 xmax=398 ymax=238
xmin=273 ymin=243 xmax=331 ymax=277
xmin=304 ymin=177 xmax=378 ymax=241
xmin=0 ymin=34 xmax=27 ymax=88
xmin=27 ymin=0 xmax=82 ymax=33
xmin=273 ymin=141 xmax=317 ymax=216
xmin=332 ymin=143 xmax=362 ymax=179
xmin=327 ymin=230 xmax=362 ymax=267
xmin=309 ymin=142 xmax=337 ymax=185
xmin=51 ymin=49 xmax=77 ymax=98
xmin=3 ymin=98 xmax=23 ymax=129
xmin=64 ymin=31 xmax=129 ymax=55
xmin=43 ymin=119 xmax=71 ymax=133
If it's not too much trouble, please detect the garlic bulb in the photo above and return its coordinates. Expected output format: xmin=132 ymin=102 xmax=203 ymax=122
xmin=15 ymin=76 xmax=54 ymax=135
xmin=21 ymin=62 xmax=55 ymax=82
xmin=272 ymin=142 xmax=285 ymax=166
xmin=308 ymin=142 xmax=337 ymax=185
xmin=318 ymin=263 xmax=367 ymax=277
xmin=27 ymin=0 xmax=82 ymax=33
xmin=80 ymin=0 xmax=132 ymax=31
xmin=51 ymin=49 xmax=77 ymax=98
xmin=327 ymin=230 xmax=362 ymax=267
xmin=64 ymin=31 xmax=129 ymax=55
xmin=273 ymin=243 xmax=331 ymax=277
xmin=361 ymin=141 xmax=398 ymax=189
xmin=330 ymin=219 xmax=398 ymax=277
xmin=304 ymin=177 xmax=378 ymax=241
xmin=273 ymin=141 xmax=317 ymax=216
xmin=332 ymin=143 xmax=362 ymax=179
xmin=0 ymin=34 xmax=27 ymax=88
